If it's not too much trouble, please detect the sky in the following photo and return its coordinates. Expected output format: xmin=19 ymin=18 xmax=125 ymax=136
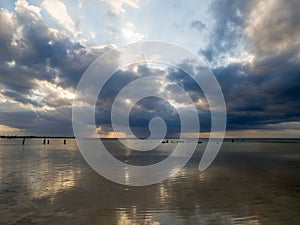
xmin=0 ymin=0 xmax=299 ymax=138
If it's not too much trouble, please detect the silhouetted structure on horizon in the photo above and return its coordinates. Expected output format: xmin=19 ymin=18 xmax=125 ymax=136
xmin=22 ymin=137 xmax=26 ymax=145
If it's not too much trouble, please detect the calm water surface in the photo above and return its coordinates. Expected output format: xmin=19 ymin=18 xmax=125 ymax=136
xmin=0 ymin=138 xmax=299 ymax=225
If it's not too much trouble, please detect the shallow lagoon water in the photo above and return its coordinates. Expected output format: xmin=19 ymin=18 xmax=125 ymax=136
xmin=0 ymin=138 xmax=299 ymax=225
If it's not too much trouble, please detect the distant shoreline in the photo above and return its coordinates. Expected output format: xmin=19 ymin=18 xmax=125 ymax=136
xmin=0 ymin=136 xmax=75 ymax=139
xmin=0 ymin=136 xmax=299 ymax=142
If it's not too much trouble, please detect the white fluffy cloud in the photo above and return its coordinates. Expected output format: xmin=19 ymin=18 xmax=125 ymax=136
xmin=42 ymin=0 xmax=77 ymax=35
xmin=103 ymin=0 xmax=140 ymax=14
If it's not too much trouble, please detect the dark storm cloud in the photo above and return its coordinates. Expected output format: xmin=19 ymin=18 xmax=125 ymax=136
xmin=1 ymin=90 xmax=41 ymax=106
xmin=0 ymin=62 xmax=37 ymax=93
xmin=0 ymin=2 xmax=111 ymax=135
xmin=167 ymin=67 xmax=199 ymax=93
xmin=94 ymin=64 xmax=213 ymax=136
xmin=213 ymin=58 xmax=300 ymax=130
xmin=94 ymin=66 xmax=186 ymax=137
xmin=0 ymin=106 xmax=73 ymax=136
xmin=94 ymin=65 xmax=156 ymax=130
xmin=165 ymin=54 xmax=300 ymax=132
xmin=201 ymin=0 xmax=300 ymax=61
xmin=0 ymin=2 xmax=111 ymax=92
xmin=0 ymin=111 xmax=37 ymax=129
xmin=46 ymin=39 xmax=111 ymax=88
xmin=94 ymin=68 xmax=144 ymax=128
xmin=129 ymin=97 xmax=181 ymax=138
xmin=32 ymin=107 xmax=74 ymax=136
xmin=192 ymin=0 xmax=300 ymax=132
xmin=200 ymin=0 xmax=250 ymax=62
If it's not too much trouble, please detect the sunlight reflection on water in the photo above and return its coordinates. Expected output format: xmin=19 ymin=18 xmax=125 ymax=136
xmin=0 ymin=138 xmax=299 ymax=225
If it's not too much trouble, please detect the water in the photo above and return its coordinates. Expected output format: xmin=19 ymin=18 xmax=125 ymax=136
xmin=0 ymin=138 xmax=299 ymax=225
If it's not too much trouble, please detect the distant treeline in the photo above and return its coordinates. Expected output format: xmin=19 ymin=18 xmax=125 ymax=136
xmin=0 ymin=135 xmax=75 ymax=139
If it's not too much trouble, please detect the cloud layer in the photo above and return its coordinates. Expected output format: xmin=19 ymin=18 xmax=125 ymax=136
xmin=0 ymin=0 xmax=299 ymax=137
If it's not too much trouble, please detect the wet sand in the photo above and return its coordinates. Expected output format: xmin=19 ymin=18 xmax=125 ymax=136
xmin=0 ymin=138 xmax=299 ymax=225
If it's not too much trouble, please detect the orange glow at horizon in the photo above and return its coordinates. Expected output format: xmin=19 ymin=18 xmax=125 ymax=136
xmin=99 ymin=131 xmax=129 ymax=139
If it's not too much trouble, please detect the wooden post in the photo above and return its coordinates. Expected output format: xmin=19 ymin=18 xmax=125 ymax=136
xmin=22 ymin=137 xmax=26 ymax=145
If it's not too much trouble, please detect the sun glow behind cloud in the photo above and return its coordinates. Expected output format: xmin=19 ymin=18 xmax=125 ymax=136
xmin=30 ymin=79 xmax=76 ymax=111
xmin=0 ymin=124 xmax=23 ymax=135
xmin=122 ymin=22 xmax=146 ymax=41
